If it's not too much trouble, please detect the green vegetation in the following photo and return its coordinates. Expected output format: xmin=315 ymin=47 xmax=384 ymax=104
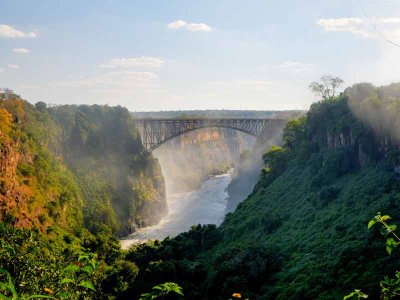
xmin=2 ymin=82 xmax=400 ymax=299
xmin=49 ymin=104 xmax=167 ymax=235
xmin=345 ymin=212 xmax=400 ymax=300
xmin=123 ymin=83 xmax=400 ymax=299
xmin=0 ymin=92 xmax=167 ymax=299
xmin=139 ymin=282 xmax=184 ymax=300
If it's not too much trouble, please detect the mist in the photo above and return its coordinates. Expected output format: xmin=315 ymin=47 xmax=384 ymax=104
xmin=225 ymin=120 xmax=286 ymax=213
xmin=346 ymin=82 xmax=400 ymax=144
xmin=152 ymin=127 xmax=254 ymax=195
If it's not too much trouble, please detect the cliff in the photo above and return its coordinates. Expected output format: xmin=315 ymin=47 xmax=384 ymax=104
xmin=48 ymin=104 xmax=167 ymax=236
xmin=154 ymin=128 xmax=252 ymax=193
xmin=0 ymin=94 xmax=167 ymax=237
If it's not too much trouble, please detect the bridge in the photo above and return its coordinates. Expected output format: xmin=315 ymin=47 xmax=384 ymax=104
xmin=133 ymin=118 xmax=286 ymax=152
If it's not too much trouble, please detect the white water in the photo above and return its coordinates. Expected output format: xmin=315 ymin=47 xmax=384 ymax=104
xmin=120 ymin=173 xmax=232 ymax=249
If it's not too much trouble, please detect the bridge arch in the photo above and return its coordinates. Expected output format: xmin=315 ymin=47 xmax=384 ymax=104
xmin=133 ymin=118 xmax=286 ymax=152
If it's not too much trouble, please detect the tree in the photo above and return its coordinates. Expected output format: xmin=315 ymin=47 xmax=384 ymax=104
xmin=309 ymin=75 xmax=344 ymax=101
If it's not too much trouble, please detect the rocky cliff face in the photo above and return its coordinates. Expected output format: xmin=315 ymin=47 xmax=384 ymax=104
xmin=129 ymin=157 xmax=167 ymax=230
xmin=154 ymin=128 xmax=252 ymax=193
xmin=0 ymin=97 xmax=83 ymax=232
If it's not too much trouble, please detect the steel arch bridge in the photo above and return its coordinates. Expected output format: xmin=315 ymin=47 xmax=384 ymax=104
xmin=133 ymin=118 xmax=286 ymax=152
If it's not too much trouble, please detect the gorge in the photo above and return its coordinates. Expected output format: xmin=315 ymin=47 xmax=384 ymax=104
xmin=2 ymin=82 xmax=400 ymax=299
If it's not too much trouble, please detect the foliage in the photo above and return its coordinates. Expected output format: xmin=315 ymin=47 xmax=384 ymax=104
xmin=139 ymin=282 xmax=184 ymax=300
xmin=365 ymin=213 xmax=400 ymax=299
xmin=3 ymin=82 xmax=400 ymax=300
xmin=282 ymin=116 xmax=306 ymax=149
xmin=309 ymin=75 xmax=344 ymax=101
xmin=0 ymin=93 xmax=169 ymax=299
xmin=124 ymin=84 xmax=400 ymax=299
xmin=49 ymin=104 xmax=167 ymax=235
xmin=0 ymin=223 xmax=104 ymax=299
xmin=343 ymin=289 xmax=368 ymax=300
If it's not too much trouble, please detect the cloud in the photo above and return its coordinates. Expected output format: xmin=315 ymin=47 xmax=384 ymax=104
xmin=316 ymin=17 xmax=400 ymax=41
xmin=12 ymin=48 xmax=30 ymax=54
xmin=279 ymin=61 xmax=303 ymax=68
xmin=210 ymin=79 xmax=273 ymax=90
xmin=100 ymin=56 xmax=164 ymax=68
xmin=234 ymin=79 xmax=273 ymax=86
xmin=8 ymin=64 xmax=20 ymax=69
xmin=278 ymin=61 xmax=314 ymax=73
xmin=167 ymin=20 xmax=213 ymax=32
xmin=0 ymin=68 xmax=4 ymax=73
xmin=0 ymin=24 xmax=37 ymax=38
xmin=49 ymin=71 xmax=158 ymax=88
xmin=18 ymin=84 xmax=39 ymax=89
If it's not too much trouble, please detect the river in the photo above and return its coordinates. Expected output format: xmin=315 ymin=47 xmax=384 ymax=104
xmin=120 ymin=172 xmax=232 ymax=249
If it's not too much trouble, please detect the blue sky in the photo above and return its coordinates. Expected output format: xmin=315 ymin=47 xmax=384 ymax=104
xmin=1 ymin=0 xmax=400 ymax=111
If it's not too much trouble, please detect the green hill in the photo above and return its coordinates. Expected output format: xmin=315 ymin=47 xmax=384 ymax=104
xmin=124 ymin=83 xmax=400 ymax=300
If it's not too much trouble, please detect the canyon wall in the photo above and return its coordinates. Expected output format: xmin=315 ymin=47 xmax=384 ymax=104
xmin=154 ymin=128 xmax=253 ymax=193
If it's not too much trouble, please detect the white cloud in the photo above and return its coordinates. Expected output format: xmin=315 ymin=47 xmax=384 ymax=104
xmin=12 ymin=48 xmax=30 ymax=54
xmin=167 ymin=20 xmax=213 ymax=32
xmin=379 ymin=18 xmax=400 ymax=24
xmin=316 ymin=17 xmax=400 ymax=41
xmin=278 ymin=61 xmax=314 ymax=72
xmin=316 ymin=18 xmax=371 ymax=37
xmin=18 ymin=84 xmax=39 ymax=89
xmin=0 ymin=68 xmax=4 ymax=73
xmin=49 ymin=71 xmax=158 ymax=88
xmin=279 ymin=61 xmax=303 ymax=68
xmin=210 ymin=79 xmax=273 ymax=90
xmin=100 ymin=56 xmax=164 ymax=68
xmin=234 ymin=79 xmax=273 ymax=86
xmin=0 ymin=24 xmax=37 ymax=38
xmin=8 ymin=64 xmax=20 ymax=69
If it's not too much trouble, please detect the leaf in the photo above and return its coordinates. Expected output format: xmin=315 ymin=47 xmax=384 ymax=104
xmin=78 ymin=254 xmax=89 ymax=262
xmin=0 ymin=269 xmax=17 ymax=299
xmin=78 ymin=280 xmax=96 ymax=291
xmin=62 ymin=265 xmax=79 ymax=273
xmin=381 ymin=215 xmax=392 ymax=221
xmin=60 ymin=278 xmax=74 ymax=285
xmin=82 ymin=265 xmax=93 ymax=274
xmin=57 ymin=291 xmax=70 ymax=299
xmin=368 ymin=219 xmax=377 ymax=229
xmin=386 ymin=238 xmax=399 ymax=255
xmin=0 ymin=293 xmax=11 ymax=300
xmin=26 ymin=295 xmax=56 ymax=299
xmin=343 ymin=289 xmax=368 ymax=299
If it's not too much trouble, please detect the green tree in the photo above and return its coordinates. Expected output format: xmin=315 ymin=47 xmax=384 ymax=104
xmin=309 ymin=75 xmax=344 ymax=100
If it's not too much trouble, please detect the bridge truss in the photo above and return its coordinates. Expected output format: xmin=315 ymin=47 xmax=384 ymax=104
xmin=133 ymin=118 xmax=286 ymax=152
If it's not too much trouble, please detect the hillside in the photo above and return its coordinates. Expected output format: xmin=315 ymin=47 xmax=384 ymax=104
xmin=49 ymin=104 xmax=167 ymax=235
xmin=123 ymin=83 xmax=400 ymax=300
xmin=0 ymin=92 xmax=170 ymax=299
xmin=0 ymin=93 xmax=167 ymax=236
xmin=3 ymin=83 xmax=400 ymax=299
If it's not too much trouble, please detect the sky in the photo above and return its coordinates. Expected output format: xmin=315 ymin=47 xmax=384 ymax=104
xmin=1 ymin=0 xmax=400 ymax=111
